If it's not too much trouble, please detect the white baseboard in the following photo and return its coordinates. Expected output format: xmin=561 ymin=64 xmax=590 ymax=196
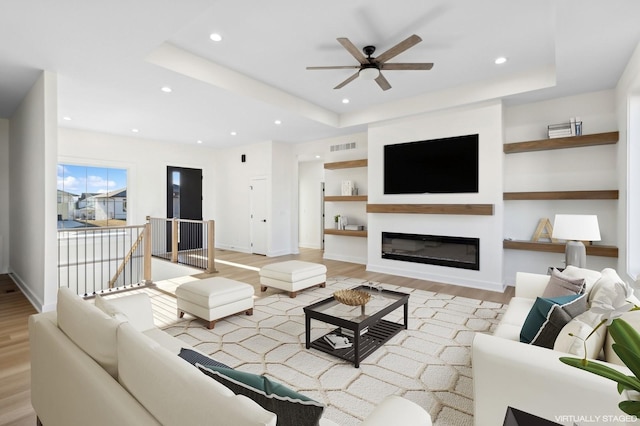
xmin=366 ymin=263 xmax=506 ymax=293
xmin=8 ymin=271 xmax=47 ymax=312
xmin=323 ymin=252 xmax=367 ymax=265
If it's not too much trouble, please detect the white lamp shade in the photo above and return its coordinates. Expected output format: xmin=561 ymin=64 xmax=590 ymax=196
xmin=359 ymin=67 xmax=380 ymax=80
xmin=552 ymin=214 xmax=601 ymax=241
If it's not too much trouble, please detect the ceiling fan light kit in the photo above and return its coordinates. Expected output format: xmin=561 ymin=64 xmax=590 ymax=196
xmin=307 ymin=34 xmax=433 ymax=91
xmin=359 ymin=67 xmax=380 ymax=80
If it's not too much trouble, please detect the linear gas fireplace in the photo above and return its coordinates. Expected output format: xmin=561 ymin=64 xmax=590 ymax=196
xmin=382 ymin=232 xmax=480 ymax=271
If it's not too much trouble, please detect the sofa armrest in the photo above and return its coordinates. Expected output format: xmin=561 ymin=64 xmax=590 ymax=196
xmin=100 ymin=292 xmax=156 ymax=331
xmin=514 ymin=272 xmax=550 ymax=299
xmin=472 ymin=333 xmax=631 ymax=426
xmin=361 ymin=395 xmax=432 ymax=426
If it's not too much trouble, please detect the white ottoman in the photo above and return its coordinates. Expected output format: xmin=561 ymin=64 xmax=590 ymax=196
xmin=259 ymin=260 xmax=327 ymax=298
xmin=176 ymin=277 xmax=254 ymax=329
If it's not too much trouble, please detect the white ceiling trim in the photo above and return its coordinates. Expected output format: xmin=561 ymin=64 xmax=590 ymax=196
xmin=339 ymin=66 xmax=557 ymax=128
xmin=146 ymin=43 xmax=340 ymax=128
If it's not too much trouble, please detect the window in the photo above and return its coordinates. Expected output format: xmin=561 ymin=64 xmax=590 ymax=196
xmin=57 ymin=164 xmax=128 ymax=228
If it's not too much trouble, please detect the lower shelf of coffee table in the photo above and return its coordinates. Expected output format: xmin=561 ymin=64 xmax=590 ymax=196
xmin=310 ymin=319 xmax=405 ymax=366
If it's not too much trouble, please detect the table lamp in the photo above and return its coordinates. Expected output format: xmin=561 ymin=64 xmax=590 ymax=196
xmin=551 ymin=214 xmax=601 ymax=268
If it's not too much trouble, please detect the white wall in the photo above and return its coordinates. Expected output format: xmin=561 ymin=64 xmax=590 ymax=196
xmin=58 ymin=128 xmax=218 ymax=224
xmin=298 ymin=161 xmax=323 ymax=249
xmin=270 ymin=142 xmax=294 ymax=256
xmin=212 ymin=141 xmax=270 ymax=252
xmin=616 ymin=41 xmax=640 ymax=282
xmin=0 ymin=119 xmax=9 ymax=274
xmin=9 ymin=71 xmax=59 ymax=311
xmin=503 ymin=90 xmax=619 ymax=282
xmin=367 ymin=101 xmax=505 ymax=292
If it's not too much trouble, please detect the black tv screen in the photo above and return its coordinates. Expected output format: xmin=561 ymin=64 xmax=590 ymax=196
xmin=384 ymin=134 xmax=479 ymax=194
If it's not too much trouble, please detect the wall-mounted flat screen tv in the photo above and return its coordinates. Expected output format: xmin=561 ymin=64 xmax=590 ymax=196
xmin=384 ymin=134 xmax=479 ymax=194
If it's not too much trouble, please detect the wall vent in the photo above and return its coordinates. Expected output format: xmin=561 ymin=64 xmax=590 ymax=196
xmin=329 ymin=142 xmax=356 ymax=152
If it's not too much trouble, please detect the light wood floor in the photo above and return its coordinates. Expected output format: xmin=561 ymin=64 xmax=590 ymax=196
xmin=0 ymin=248 xmax=514 ymax=426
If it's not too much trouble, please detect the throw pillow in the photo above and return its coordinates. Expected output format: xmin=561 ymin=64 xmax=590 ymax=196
xmin=178 ymin=348 xmax=231 ymax=369
xmin=542 ymin=268 xmax=586 ymax=298
xmin=520 ymin=293 xmax=588 ymax=348
xmin=95 ymin=294 xmax=129 ymax=323
xmin=197 ymin=364 xmax=324 ymax=426
xmin=553 ymin=309 xmax=607 ymax=359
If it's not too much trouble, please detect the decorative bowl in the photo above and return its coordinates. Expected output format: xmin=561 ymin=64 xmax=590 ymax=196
xmin=333 ymin=289 xmax=371 ymax=306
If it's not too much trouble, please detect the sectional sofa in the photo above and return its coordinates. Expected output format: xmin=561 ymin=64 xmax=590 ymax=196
xmin=29 ymin=287 xmax=432 ymax=426
xmin=473 ymin=266 xmax=639 ymax=425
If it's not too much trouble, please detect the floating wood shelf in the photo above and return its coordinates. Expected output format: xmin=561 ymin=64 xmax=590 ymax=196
xmin=503 ymin=131 xmax=619 ymax=154
xmin=503 ymin=190 xmax=619 ymax=200
xmin=324 ymin=195 xmax=368 ymax=202
xmin=324 ymin=229 xmax=368 ymax=237
xmin=324 ymin=159 xmax=368 ymax=169
xmin=367 ymin=204 xmax=494 ymax=216
xmin=503 ymin=240 xmax=618 ymax=258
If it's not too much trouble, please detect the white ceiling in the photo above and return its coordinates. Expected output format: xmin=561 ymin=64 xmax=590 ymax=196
xmin=1 ymin=0 xmax=639 ymax=148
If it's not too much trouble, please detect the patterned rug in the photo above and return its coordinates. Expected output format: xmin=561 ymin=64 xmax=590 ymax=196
xmin=162 ymin=276 xmax=506 ymax=425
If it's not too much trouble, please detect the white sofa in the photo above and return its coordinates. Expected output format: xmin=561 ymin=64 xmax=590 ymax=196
xmin=29 ymin=287 xmax=432 ymax=426
xmin=472 ymin=266 xmax=638 ymax=426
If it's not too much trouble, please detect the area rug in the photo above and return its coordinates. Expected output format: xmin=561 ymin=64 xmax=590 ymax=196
xmin=162 ymin=276 xmax=507 ymax=425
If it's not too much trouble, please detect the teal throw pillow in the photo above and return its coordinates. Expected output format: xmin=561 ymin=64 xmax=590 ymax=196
xmin=520 ymin=293 xmax=588 ymax=348
xmin=197 ymin=365 xmax=324 ymax=426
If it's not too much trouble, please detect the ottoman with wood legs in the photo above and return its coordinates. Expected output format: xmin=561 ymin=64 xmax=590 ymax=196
xmin=176 ymin=277 xmax=254 ymax=329
xmin=259 ymin=260 xmax=327 ymax=298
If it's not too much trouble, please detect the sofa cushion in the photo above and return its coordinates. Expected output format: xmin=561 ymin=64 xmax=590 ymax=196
xmin=198 ymin=364 xmax=324 ymax=426
xmin=493 ymin=297 xmax=535 ymax=340
xmin=117 ymin=323 xmax=277 ymax=426
xmin=604 ymin=310 xmax=640 ymax=366
xmin=542 ymin=268 xmax=585 ymax=298
xmin=57 ymin=287 xmax=122 ymax=378
xmin=520 ymin=293 xmax=588 ymax=348
xmin=95 ymin=293 xmax=155 ymax=332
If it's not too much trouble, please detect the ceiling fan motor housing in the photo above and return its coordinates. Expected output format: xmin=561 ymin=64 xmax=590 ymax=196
xmin=363 ymin=45 xmax=376 ymax=58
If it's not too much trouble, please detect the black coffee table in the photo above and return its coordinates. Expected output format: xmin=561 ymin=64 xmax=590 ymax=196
xmin=303 ymin=285 xmax=409 ymax=368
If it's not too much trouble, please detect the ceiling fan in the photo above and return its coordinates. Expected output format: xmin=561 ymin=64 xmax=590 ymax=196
xmin=307 ymin=34 xmax=433 ymax=91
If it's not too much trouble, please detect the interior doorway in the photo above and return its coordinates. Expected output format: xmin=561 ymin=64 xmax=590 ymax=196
xmin=166 ymin=166 xmax=203 ymax=251
xmin=250 ymin=177 xmax=268 ymax=255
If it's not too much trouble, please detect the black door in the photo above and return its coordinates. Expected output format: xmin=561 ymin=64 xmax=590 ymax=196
xmin=166 ymin=166 xmax=203 ymax=251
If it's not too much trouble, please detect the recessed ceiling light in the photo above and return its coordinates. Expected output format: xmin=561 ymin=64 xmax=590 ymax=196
xmin=132 ymin=128 xmax=139 ymax=133
xmin=63 ymin=116 xmax=71 ymax=121
xmin=342 ymin=98 xmax=350 ymax=104
xmin=161 ymin=86 xmax=172 ymax=93
xmin=197 ymin=140 xmax=203 ymax=144
xmin=274 ymin=120 xmax=282 ymax=125
xmin=210 ymin=33 xmax=223 ymax=42
xmin=494 ymin=57 xmax=507 ymax=65
xmin=315 ymin=155 xmax=321 ymax=159
xmin=230 ymin=131 xmax=237 ymax=136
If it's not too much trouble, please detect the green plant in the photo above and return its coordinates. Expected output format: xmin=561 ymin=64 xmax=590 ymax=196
xmin=334 ymin=214 xmax=340 ymax=222
xmin=559 ymin=282 xmax=640 ymax=417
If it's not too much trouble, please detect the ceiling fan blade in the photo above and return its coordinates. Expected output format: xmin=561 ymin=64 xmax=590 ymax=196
xmin=334 ymin=72 xmax=360 ymax=90
xmin=375 ymin=34 xmax=422 ymax=64
xmin=306 ymin=65 xmax=361 ymax=70
xmin=381 ymin=63 xmax=434 ymax=70
xmin=337 ymin=37 xmax=368 ymax=64
xmin=375 ymin=72 xmax=392 ymax=91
